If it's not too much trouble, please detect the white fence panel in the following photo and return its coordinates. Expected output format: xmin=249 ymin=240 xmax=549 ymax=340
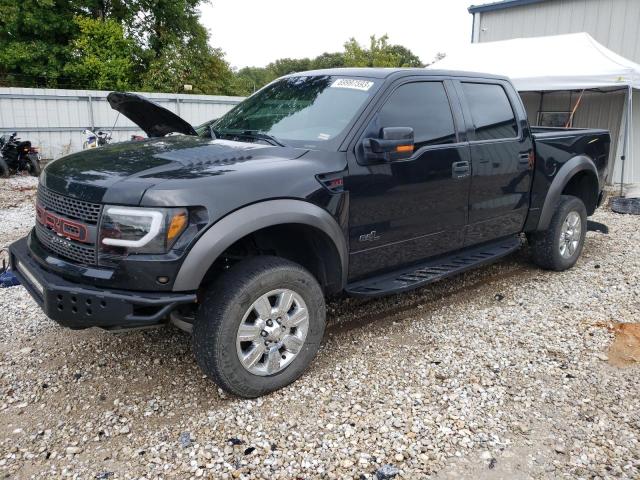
xmin=0 ymin=88 xmax=244 ymax=160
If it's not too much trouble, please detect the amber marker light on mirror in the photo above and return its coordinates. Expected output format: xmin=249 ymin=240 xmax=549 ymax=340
xmin=396 ymin=145 xmax=414 ymax=153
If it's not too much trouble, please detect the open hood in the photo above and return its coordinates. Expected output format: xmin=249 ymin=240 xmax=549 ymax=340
xmin=107 ymin=92 xmax=198 ymax=138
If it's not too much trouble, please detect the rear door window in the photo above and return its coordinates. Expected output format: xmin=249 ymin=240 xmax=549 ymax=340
xmin=461 ymin=83 xmax=518 ymax=141
xmin=377 ymin=82 xmax=457 ymax=149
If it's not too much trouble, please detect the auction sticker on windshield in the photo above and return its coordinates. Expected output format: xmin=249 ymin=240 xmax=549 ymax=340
xmin=330 ymin=78 xmax=374 ymax=91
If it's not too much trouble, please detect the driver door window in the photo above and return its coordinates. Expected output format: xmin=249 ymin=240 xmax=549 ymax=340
xmin=377 ymin=82 xmax=457 ymax=149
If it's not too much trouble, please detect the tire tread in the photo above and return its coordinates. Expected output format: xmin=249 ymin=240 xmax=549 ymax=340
xmin=528 ymin=195 xmax=587 ymax=271
xmin=193 ymin=256 xmax=325 ymax=398
xmin=0 ymin=157 xmax=9 ymax=178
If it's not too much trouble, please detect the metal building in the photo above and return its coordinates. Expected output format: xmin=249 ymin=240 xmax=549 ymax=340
xmin=469 ymin=0 xmax=640 ymax=185
xmin=0 ymin=88 xmax=244 ymax=160
xmin=470 ymin=0 xmax=640 ymax=58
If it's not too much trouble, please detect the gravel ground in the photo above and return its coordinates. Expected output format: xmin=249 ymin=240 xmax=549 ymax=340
xmin=0 ymin=176 xmax=37 ymax=266
xmin=0 ymin=178 xmax=639 ymax=479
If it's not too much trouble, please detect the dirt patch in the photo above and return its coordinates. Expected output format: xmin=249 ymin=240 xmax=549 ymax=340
xmin=0 ymin=176 xmax=38 ymax=209
xmin=591 ymin=321 xmax=640 ymax=366
xmin=608 ymin=322 xmax=640 ymax=366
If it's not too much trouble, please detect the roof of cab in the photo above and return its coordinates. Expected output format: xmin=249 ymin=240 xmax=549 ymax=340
xmin=283 ymin=67 xmax=509 ymax=81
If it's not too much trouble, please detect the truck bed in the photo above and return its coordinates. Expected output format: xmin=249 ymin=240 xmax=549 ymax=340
xmin=530 ymin=126 xmax=609 ymax=139
xmin=524 ymin=126 xmax=611 ymax=231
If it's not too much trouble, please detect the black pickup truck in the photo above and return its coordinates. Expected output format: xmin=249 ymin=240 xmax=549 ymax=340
xmin=9 ymin=68 xmax=610 ymax=397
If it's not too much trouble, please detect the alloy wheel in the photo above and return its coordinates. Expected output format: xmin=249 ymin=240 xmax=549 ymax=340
xmin=235 ymin=289 xmax=309 ymax=376
xmin=559 ymin=211 xmax=582 ymax=258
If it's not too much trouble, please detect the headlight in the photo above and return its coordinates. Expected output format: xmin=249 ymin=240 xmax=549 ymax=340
xmin=99 ymin=206 xmax=189 ymax=255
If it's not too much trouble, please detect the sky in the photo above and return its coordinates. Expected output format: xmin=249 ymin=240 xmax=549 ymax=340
xmin=199 ymin=0 xmax=492 ymax=69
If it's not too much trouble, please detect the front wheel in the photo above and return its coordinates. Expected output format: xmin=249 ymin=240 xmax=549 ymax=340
xmin=26 ymin=154 xmax=41 ymax=176
xmin=0 ymin=157 xmax=8 ymax=178
xmin=528 ymin=195 xmax=587 ymax=271
xmin=193 ymin=256 xmax=326 ymax=398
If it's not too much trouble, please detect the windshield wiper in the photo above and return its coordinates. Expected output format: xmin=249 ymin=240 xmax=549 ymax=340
xmin=242 ymin=130 xmax=286 ymax=147
xmin=215 ymin=128 xmax=286 ymax=147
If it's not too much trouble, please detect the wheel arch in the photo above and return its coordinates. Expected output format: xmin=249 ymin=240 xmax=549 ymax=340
xmin=173 ymin=200 xmax=348 ymax=293
xmin=536 ymin=155 xmax=600 ymax=231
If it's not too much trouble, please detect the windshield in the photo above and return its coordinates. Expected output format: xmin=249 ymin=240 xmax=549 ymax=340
xmin=198 ymin=75 xmax=380 ymax=149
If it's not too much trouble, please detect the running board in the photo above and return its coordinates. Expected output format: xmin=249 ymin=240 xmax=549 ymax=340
xmin=345 ymin=236 xmax=521 ymax=298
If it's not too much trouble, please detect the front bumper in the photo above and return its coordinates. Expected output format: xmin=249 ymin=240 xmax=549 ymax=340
xmin=9 ymin=237 xmax=197 ymax=330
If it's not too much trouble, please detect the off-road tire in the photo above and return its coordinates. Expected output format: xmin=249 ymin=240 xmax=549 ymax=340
xmin=528 ymin=195 xmax=587 ymax=271
xmin=0 ymin=157 xmax=9 ymax=178
xmin=27 ymin=154 xmax=41 ymax=177
xmin=193 ymin=256 xmax=326 ymax=398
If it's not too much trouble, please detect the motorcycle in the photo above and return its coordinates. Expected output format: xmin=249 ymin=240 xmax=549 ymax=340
xmin=81 ymin=129 xmax=112 ymax=149
xmin=0 ymin=132 xmax=41 ymax=178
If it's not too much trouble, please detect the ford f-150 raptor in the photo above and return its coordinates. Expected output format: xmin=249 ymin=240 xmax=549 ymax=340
xmin=9 ymin=68 xmax=610 ymax=398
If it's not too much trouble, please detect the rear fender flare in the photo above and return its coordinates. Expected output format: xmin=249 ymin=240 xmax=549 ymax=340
xmin=536 ymin=155 xmax=599 ymax=231
xmin=173 ymin=200 xmax=347 ymax=291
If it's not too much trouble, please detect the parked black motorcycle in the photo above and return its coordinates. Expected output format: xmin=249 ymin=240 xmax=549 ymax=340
xmin=0 ymin=132 xmax=41 ymax=178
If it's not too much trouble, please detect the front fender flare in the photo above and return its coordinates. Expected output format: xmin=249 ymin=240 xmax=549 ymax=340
xmin=536 ymin=155 xmax=599 ymax=231
xmin=172 ymin=200 xmax=348 ymax=291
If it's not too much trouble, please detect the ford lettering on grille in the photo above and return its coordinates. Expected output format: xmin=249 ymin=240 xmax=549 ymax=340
xmin=36 ymin=203 xmax=90 ymax=243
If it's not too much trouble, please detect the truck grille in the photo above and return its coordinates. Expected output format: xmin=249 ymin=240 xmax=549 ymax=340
xmin=35 ymin=223 xmax=97 ymax=265
xmin=34 ymin=185 xmax=101 ymax=265
xmin=37 ymin=186 xmax=101 ymax=224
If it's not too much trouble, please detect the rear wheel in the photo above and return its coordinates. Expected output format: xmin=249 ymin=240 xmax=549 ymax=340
xmin=193 ymin=256 xmax=326 ymax=398
xmin=0 ymin=157 xmax=9 ymax=178
xmin=528 ymin=195 xmax=587 ymax=271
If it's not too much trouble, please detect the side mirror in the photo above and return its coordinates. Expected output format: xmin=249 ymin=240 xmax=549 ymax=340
xmin=364 ymin=127 xmax=414 ymax=162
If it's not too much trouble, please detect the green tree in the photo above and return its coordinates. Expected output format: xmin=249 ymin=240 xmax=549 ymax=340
xmin=129 ymin=0 xmax=238 ymax=95
xmin=343 ymin=34 xmax=423 ymax=68
xmin=142 ymin=43 xmax=236 ymax=95
xmin=0 ymin=0 xmax=238 ymax=94
xmin=234 ymin=52 xmax=348 ymax=95
xmin=234 ymin=66 xmax=277 ymax=95
xmin=1 ymin=3 xmax=425 ymax=97
xmin=386 ymin=45 xmax=424 ymax=67
xmin=311 ymin=52 xmax=345 ymax=69
xmin=77 ymin=0 xmax=210 ymax=56
xmin=230 ymin=35 xmax=424 ymax=94
xmin=0 ymin=0 xmax=80 ymax=87
xmin=267 ymin=57 xmax=313 ymax=78
xmin=63 ymin=16 xmax=136 ymax=90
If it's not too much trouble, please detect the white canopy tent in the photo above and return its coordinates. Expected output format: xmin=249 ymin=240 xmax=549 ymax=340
xmin=429 ymin=32 xmax=640 ymax=187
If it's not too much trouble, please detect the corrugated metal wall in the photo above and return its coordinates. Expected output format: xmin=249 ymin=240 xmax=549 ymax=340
xmin=474 ymin=0 xmax=640 ymax=184
xmin=0 ymin=88 xmax=244 ymax=159
xmin=475 ymin=0 xmax=640 ymax=63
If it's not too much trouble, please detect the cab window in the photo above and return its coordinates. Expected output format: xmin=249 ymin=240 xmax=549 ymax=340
xmin=377 ymin=82 xmax=457 ymax=149
xmin=461 ymin=82 xmax=518 ymax=141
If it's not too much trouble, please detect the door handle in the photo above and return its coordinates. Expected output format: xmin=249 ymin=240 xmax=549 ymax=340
xmin=452 ymin=160 xmax=470 ymax=178
xmin=518 ymin=152 xmax=532 ymax=166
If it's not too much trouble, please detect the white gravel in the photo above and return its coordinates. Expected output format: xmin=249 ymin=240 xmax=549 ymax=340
xmin=0 ymin=176 xmax=37 ymax=265
xmin=0 ymin=178 xmax=639 ymax=479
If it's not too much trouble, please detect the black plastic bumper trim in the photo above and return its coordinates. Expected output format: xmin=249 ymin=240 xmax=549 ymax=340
xmin=9 ymin=236 xmax=197 ymax=330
